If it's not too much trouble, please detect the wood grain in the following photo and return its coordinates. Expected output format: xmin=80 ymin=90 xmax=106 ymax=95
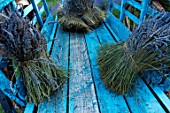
xmin=69 ymin=32 xmax=100 ymax=113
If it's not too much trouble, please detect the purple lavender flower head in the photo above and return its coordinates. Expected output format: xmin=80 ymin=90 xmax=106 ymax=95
xmin=94 ymin=0 xmax=110 ymax=10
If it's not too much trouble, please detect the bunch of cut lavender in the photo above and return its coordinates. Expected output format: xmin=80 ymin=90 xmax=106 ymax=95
xmin=0 ymin=11 xmax=67 ymax=105
xmin=57 ymin=0 xmax=106 ymax=32
xmin=98 ymin=12 xmax=170 ymax=95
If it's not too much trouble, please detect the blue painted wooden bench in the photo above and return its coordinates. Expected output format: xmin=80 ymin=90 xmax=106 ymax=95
xmin=0 ymin=0 xmax=170 ymax=113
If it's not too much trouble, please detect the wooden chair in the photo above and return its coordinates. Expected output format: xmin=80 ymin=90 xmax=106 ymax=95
xmin=0 ymin=0 xmax=170 ymax=113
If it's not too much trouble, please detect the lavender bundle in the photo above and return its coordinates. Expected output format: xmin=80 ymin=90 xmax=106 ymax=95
xmin=98 ymin=12 xmax=170 ymax=95
xmin=57 ymin=0 xmax=106 ymax=32
xmin=0 ymin=11 xmax=67 ymax=105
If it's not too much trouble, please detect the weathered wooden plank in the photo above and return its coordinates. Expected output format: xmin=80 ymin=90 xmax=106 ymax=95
xmin=37 ymin=100 xmax=48 ymax=113
xmin=24 ymin=103 xmax=34 ymax=113
xmin=37 ymin=25 xmax=69 ymax=113
xmin=142 ymin=72 xmax=170 ymax=112
xmin=149 ymin=86 xmax=170 ymax=112
xmin=95 ymin=24 xmax=116 ymax=44
xmin=84 ymin=31 xmax=99 ymax=66
xmin=53 ymin=26 xmax=69 ymax=113
xmin=69 ymin=32 xmax=99 ymax=113
xmin=41 ymin=13 xmax=55 ymax=42
xmin=125 ymin=78 xmax=165 ymax=113
xmin=46 ymin=16 xmax=58 ymax=54
xmin=84 ymin=30 xmax=130 ymax=113
xmin=0 ymin=70 xmax=25 ymax=107
xmin=105 ymin=13 xmax=131 ymax=42
xmin=104 ymin=22 xmax=119 ymax=42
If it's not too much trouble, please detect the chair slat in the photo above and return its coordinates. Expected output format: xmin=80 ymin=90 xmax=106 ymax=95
xmin=124 ymin=10 xmax=139 ymax=24
xmin=24 ymin=103 xmax=35 ymax=113
xmin=113 ymin=2 xmax=121 ymax=11
xmin=42 ymin=0 xmax=50 ymax=16
xmin=113 ymin=0 xmax=151 ymax=25
xmin=30 ymin=0 xmax=43 ymax=29
xmin=119 ymin=0 xmax=126 ymax=22
xmin=23 ymin=4 xmax=33 ymax=17
xmin=139 ymin=0 xmax=150 ymax=21
xmin=0 ymin=0 xmax=13 ymax=10
xmin=23 ymin=0 xmax=41 ymax=18
xmin=126 ymin=0 xmax=142 ymax=10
